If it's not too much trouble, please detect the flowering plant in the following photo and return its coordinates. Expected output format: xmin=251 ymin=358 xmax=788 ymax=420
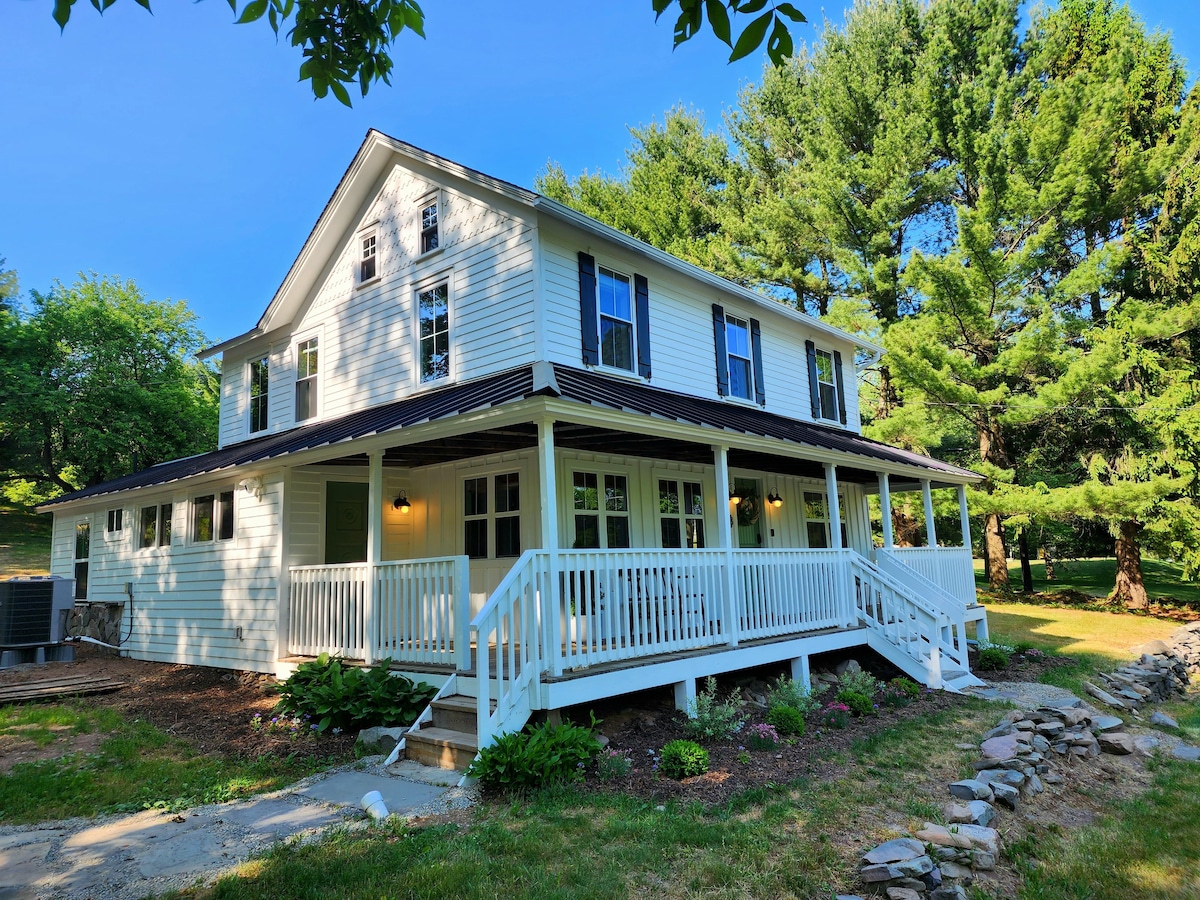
xmin=745 ymin=722 xmax=780 ymax=750
xmin=820 ymin=702 xmax=850 ymax=729
xmin=594 ymin=747 xmax=633 ymax=781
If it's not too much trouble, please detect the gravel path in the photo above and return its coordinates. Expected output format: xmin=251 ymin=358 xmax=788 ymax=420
xmin=964 ymin=680 xmax=1087 ymax=710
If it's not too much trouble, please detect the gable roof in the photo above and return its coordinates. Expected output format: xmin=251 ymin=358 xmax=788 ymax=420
xmin=200 ymin=130 xmax=882 ymax=361
xmin=41 ymin=365 xmax=978 ymax=510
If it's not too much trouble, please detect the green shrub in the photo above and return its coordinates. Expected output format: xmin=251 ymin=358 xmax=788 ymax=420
xmin=836 ymin=668 xmax=882 ymax=698
xmin=685 ymin=677 xmax=745 ymax=742
xmin=594 ymin=747 xmax=632 ymax=781
xmin=765 ymin=675 xmax=823 ymax=716
xmin=660 ymin=739 xmax=709 ymax=779
xmin=766 ymin=704 xmax=806 ymax=736
xmin=275 ymin=654 xmax=436 ymax=732
xmin=467 ymin=719 xmax=601 ymax=793
xmin=835 ymin=688 xmax=875 ymax=717
xmin=880 ymin=676 xmax=922 ymax=708
xmin=978 ymin=647 xmax=1010 ymax=670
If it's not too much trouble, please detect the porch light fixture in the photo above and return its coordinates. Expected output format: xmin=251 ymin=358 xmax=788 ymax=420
xmin=729 ymin=488 xmax=742 ymax=506
xmin=767 ymin=488 xmax=783 ymax=508
xmin=392 ymin=490 xmax=411 ymax=513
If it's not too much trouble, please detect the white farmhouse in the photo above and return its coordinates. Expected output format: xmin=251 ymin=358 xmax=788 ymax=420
xmin=42 ymin=130 xmax=989 ymax=767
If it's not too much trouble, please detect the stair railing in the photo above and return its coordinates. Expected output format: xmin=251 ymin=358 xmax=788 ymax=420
xmin=874 ymin=549 xmax=970 ymax=670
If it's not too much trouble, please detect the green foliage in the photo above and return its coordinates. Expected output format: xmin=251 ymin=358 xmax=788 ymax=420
xmin=684 ymin=676 xmax=745 ymax=742
xmin=880 ymin=677 xmax=921 ymax=708
xmin=275 ymin=654 xmax=435 ymax=733
xmin=593 ymin=747 xmax=632 ymax=782
xmin=835 ymin=689 xmax=875 ymax=717
xmin=659 ymin=739 xmax=709 ymax=779
xmin=836 ymin=669 xmax=882 ymax=699
xmin=467 ymin=720 xmax=600 ymax=793
xmin=765 ymin=675 xmax=823 ymax=716
xmin=765 ymin=704 xmax=806 ymax=736
xmin=977 ymin=647 xmax=1011 ymax=671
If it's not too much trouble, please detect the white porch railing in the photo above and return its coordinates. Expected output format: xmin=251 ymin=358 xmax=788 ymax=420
xmin=288 ymin=557 xmax=469 ymax=665
xmin=883 ymin=546 xmax=977 ymax=608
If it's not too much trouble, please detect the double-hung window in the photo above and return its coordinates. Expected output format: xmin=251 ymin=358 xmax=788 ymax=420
xmin=74 ymin=521 xmax=90 ymax=600
xmin=419 ymin=200 xmax=439 ymax=254
xmin=658 ymin=479 xmax=705 ymax=548
xmin=712 ymin=304 xmax=765 ymax=405
xmin=296 ymin=338 xmax=318 ymax=421
xmin=725 ymin=315 xmax=753 ymax=401
xmin=249 ymin=357 xmax=269 ymax=433
xmin=815 ymin=349 xmax=837 ymax=420
xmin=598 ymin=267 xmax=634 ymax=372
xmin=805 ymin=341 xmax=846 ymax=424
xmin=571 ymin=471 xmax=631 ymax=549
xmin=192 ymin=490 xmax=235 ymax=543
xmin=419 ymin=282 xmax=450 ymax=383
xmin=463 ymin=473 xmax=520 ymax=559
xmin=358 ymin=230 xmax=378 ymax=283
xmin=139 ymin=503 xmax=172 ymax=549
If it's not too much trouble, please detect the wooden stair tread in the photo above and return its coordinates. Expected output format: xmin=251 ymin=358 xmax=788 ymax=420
xmin=406 ymin=726 xmax=477 ymax=751
xmin=432 ymin=695 xmax=495 ymax=713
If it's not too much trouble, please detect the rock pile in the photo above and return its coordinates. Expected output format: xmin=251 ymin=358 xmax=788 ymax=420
xmin=1082 ymin=643 xmax=1190 ymax=711
xmin=855 ymin=699 xmax=1147 ymax=897
xmin=1164 ymin=621 xmax=1200 ymax=675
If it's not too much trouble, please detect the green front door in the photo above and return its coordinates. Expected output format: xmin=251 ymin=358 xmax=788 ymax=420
xmin=325 ymin=481 xmax=368 ymax=564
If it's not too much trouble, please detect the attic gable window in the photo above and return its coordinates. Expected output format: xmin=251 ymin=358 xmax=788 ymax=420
xmin=358 ymin=230 xmax=378 ymax=283
xmin=295 ymin=338 xmax=319 ymax=421
xmin=420 ymin=200 xmax=439 ymax=254
xmin=249 ymin=356 xmax=269 ymax=433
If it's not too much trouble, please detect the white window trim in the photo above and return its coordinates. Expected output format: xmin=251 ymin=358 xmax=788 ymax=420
xmin=355 ymin=221 xmax=381 ymax=288
xmin=104 ymin=507 xmax=124 ymax=540
xmin=417 ymin=190 xmax=444 ymax=259
xmin=724 ymin=313 xmax=755 ymax=402
xmin=188 ymin=488 xmax=237 ymax=546
xmin=594 ymin=265 xmax=638 ymax=376
xmin=414 ymin=272 xmax=453 ymax=388
xmin=815 ymin=347 xmax=839 ymax=422
xmin=294 ymin=333 xmax=322 ymax=425
xmin=247 ymin=354 xmax=270 ymax=435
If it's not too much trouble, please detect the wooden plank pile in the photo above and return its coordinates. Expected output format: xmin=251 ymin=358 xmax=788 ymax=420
xmin=0 ymin=674 xmax=126 ymax=704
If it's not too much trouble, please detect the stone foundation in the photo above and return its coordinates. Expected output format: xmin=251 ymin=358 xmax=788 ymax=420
xmin=68 ymin=601 xmax=125 ymax=650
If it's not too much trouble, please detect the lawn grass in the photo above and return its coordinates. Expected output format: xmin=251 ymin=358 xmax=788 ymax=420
xmin=0 ymin=500 xmax=52 ymax=575
xmin=982 ymin=603 xmax=1180 ymax=696
xmin=0 ymin=702 xmax=335 ymax=824
xmin=174 ymin=700 xmax=1004 ymax=900
xmin=974 ymin=556 xmax=1200 ymax=605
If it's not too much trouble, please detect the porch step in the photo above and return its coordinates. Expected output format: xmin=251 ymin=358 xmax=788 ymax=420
xmin=403 ymin=726 xmax=477 ymax=771
xmin=430 ymin=694 xmax=494 ymax=734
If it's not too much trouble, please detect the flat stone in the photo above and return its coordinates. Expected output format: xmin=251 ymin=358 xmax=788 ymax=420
xmin=950 ymin=824 xmax=1001 ymax=856
xmin=1056 ymin=707 xmax=1088 ymax=726
xmin=980 ymin=733 xmax=1023 ymax=759
xmin=1036 ymin=722 xmax=1065 ymax=737
xmin=1025 ymin=773 xmax=1045 ymax=794
xmin=1173 ymin=744 xmax=1200 ymax=762
xmin=0 ymin=838 xmax=59 ymax=898
xmin=943 ymin=802 xmax=973 ymax=824
xmin=1136 ymin=639 xmax=1172 ymax=655
xmin=931 ymin=887 xmax=970 ymax=900
xmin=939 ymin=860 xmax=973 ymax=879
xmin=1084 ymin=681 xmax=1129 ymax=710
xmin=860 ymin=863 xmax=897 ymax=883
xmin=914 ymin=825 xmax=973 ymax=849
xmin=1098 ymin=732 xmax=1134 ymax=755
xmin=967 ymin=800 xmax=996 ymax=827
xmin=1031 ymin=735 xmax=1051 ymax=752
xmin=981 ymin=721 xmax=1016 ymax=741
xmin=1013 ymin=719 xmax=1037 ymax=731
xmin=977 ymin=769 xmax=1024 ymax=789
xmin=886 ymin=888 xmax=922 ymax=900
xmin=1149 ymin=711 xmax=1179 ymax=729
xmin=948 ymin=779 xmax=993 ymax=801
xmin=971 ymin=850 xmax=996 ymax=871
xmin=862 ymin=837 xmax=927 ymax=865
xmin=893 ymin=855 xmax=935 ymax=877
xmin=1043 ymin=773 xmax=1064 ymax=784
xmin=991 ymin=782 xmax=1019 ymax=809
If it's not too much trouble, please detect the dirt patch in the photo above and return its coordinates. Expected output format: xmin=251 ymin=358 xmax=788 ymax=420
xmin=0 ymin=728 xmax=105 ymax=774
xmin=0 ymin=646 xmax=359 ymax=763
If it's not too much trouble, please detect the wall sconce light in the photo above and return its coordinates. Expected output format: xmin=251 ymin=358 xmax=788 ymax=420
xmin=392 ymin=490 xmax=411 ymax=513
xmin=729 ymin=488 xmax=743 ymax=506
xmin=767 ymin=488 xmax=783 ymax=508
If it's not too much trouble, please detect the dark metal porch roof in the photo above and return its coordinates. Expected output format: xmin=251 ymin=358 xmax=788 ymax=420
xmin=41 ymin=363 xmax=977 ymax=509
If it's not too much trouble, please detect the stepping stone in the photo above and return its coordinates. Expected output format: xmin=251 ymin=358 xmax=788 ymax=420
xmin=1133 ymin=735 xmax=1161 ymax=754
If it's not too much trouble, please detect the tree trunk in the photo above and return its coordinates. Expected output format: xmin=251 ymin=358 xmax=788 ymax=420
xmin=1110 ymin=519 xmax=1149 ymax=610
xmin=1018 ymin=529 xmax=1034 ymax=593
xmin=984 ymin=513 xmax=1009 ymax=592
xmin=892 ymin=508 xmax=922 ymax=547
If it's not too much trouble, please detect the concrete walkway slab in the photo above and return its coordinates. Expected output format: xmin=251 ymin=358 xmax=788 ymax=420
xmin=296 ymin=771 xmax=448 ymax=815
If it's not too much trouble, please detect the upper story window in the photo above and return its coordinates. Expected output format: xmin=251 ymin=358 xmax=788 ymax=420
xmin=358 ymin=229 xmax=378 ymax=283
xmin=296 ymin=338 xmax=319 ymax=421
xmin=106 ymin=508 xmax=123 ymax=533
xmin=139 ymin=503 xmax=172 ymax=549
xmin=192 ymin=490 xmax=234 ymax=544
xmin=725 ymin=315 xmax=754 ymax=401
xmin=420 ymin=200 xmax=439 ymax=254
xmin=805 ymin=341 xmax=847 ymax=424
xmin=419 ymin=283 xmax=450 ymax=384
xmin=249 ymin=356 xmax=269 ymax=433
xmin=578 ymin=252 xmax=652 ymax=378
xmin=712 ymin=304 xmax=765 ymax=405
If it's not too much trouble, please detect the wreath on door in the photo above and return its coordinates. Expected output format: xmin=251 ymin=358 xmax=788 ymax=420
xmin=736 ymin=491 xmax=761 ymax=526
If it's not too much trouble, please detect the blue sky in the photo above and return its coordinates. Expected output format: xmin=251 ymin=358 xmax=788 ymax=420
xmin=1 ymin=0 xmax=1195 ymax=346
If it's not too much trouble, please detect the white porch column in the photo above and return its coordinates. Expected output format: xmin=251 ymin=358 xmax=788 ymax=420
xmin=878 ymin=472 xmax=894 ymax=550
xmin=824 ymin=463 xmax=842 ymax=550
xmin=364 ymin=450 xmax=383 ymax=665
xmin=922 ymin=479 xmax=937 ymax=547
xmin=539 ymin=418 xmax=563 ymax=676
xmin=957 ymin=484 xmax=972 ymax=550
xmin=713 ymin=445 xmax=738 ymax=648
xmin=275 ymin=469 xmax=292 ymax=669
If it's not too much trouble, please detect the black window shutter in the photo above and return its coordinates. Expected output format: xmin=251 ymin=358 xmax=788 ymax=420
xmin=578 ymin=252 xmax=598 ymax=366
xmin=805 ymin=340 xmax=821 ymax=418
xmin=750 ymin=318 xmax=766 ymax=406
xmin=634 ymin=274 xmax=651 ymax=379
xmin=833 ymin=349 xmax=848 ymax=425
xmin=712 ymin=304 xmax=729 ymax=396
